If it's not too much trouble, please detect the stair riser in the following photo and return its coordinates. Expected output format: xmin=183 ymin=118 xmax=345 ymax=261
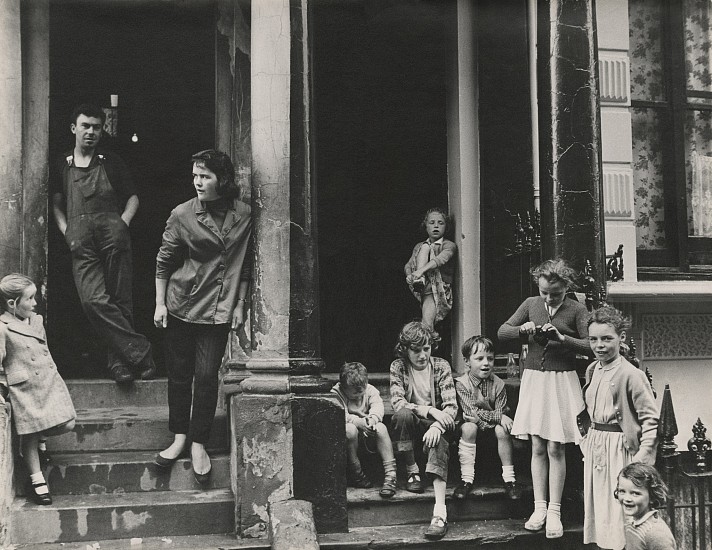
xmin=47 ymin=416 xmax=228 ymax=452
xmin=318 ymin=533 xmax=588 ymax=549
xmin=65 ymin=380 xmax=170 ymax=409
xmin=42 ymin=456 xmax=230 ymax=495
xmin=9 ymin=499 xmax=234 ymax=544
xmin=348 ymin=498 xmax=529 ymax=528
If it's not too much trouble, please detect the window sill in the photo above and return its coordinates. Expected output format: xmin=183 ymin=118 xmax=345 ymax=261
xmin=607 ymin=281 xmax=712 ymax=302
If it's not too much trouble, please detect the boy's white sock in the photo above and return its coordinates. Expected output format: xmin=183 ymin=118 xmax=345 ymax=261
xmin=433 ymin=503 xmax=447 ymax=521
xmin=501 ymin=465 xmax=515 ymax=484
xmin=383 ymin=458 xmax=396 ymax=477
xmin=458 ymin=440 xmax=476 ymax=483
xmin=30 ymin=472 xmax=49 ymax=495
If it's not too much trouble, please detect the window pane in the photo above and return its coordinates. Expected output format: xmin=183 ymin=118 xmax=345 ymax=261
xmin=630 ymin=0 xmax=666 ymax=102
xmin=632 ymin=107 xmax=667 ymax=249
xmin=686 ymin=109 xmax=712 ymax=236
xmin=684 ymin=0 xmax=712 ymax=93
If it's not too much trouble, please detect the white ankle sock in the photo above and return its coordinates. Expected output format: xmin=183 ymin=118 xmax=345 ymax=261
xmin=433 ymin=503 xmax=447 ymax=521
xmin=458 ymin=441 xmax=476 ymax=483
xmin=547 ymin=502 xmax=561 ymax=518
xmin=501 ymin=465 xmax=515 ymax=484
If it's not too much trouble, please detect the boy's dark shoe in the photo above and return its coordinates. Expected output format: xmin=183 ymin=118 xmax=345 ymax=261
xmin=424 ymin=516 xmax=448 ymax=540
xmin=452 ymin=480 xmax=473 ymax=500
xmin=348 ymin=469 xmax=374 ymax=489
xmin=504 ymin=481 xmax=522 ymax=500
xmin=111 ymin=365 xmax=134 ymax=384
xmin=379 ymin=473 xmax=397 ymax=498
xmin=406 ymin=472 xmax=424 ymax=493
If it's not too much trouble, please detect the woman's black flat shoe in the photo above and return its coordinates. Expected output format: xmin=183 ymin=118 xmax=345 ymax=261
xmin=153 ymin=450 xmax=185 ymax=469
xmin=193 ymin=465 xmax=212 ymax=485
xmin=30 ymin=482 xmax=52 ymax=505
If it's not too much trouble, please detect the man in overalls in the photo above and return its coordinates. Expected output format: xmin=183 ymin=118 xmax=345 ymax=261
xmin=51 ymin=104 xmax=156 ymax=384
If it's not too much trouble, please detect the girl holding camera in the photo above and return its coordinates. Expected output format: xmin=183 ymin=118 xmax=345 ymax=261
xmin=497 ymin=259 xmax=592 ymax=538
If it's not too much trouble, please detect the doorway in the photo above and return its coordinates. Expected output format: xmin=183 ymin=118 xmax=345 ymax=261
xmin=313 ymin=1 xmax=455 ymax=373
xmin=47 ymin=1 xmax=215 ymax=377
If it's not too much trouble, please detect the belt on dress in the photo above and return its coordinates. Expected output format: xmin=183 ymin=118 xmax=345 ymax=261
xmin=592 ymin=422 xmax=622 ymax=432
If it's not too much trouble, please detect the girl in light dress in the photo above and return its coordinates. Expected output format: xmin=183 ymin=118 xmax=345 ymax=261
xmin=580 ymin=306 xmax=659 ymax=549
xmin=497 ymin=259 xmax=591 ymax=538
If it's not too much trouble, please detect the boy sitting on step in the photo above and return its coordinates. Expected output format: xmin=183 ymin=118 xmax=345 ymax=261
xmin=453 ymin=335 xmax=521 ymax=501
xmin=331 ymin=362 xmax=397 ymax=498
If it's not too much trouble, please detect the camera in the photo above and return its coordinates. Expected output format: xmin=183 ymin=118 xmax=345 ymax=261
xmin=533 ymin=325 xmax=555 ymax=346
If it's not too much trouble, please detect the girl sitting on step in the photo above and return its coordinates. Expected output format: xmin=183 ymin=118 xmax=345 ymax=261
xmin=0 ymin=273 xmax=76 ymax=505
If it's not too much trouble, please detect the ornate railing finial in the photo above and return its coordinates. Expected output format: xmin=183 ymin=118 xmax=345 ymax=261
xmin=658 ymin=384 xmax=679 ymax=459
xmin=606 ymin=244 xmax=624 ymax=281
xmin=688 ymin=418 xmax=711 ymax=472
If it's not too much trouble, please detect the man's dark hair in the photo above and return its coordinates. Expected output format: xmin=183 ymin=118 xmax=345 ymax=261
xmin=71 ymin=104 xmax=106 ymax=125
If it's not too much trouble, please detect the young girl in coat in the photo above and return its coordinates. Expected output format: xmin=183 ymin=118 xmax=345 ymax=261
xmin=405 ymin=208 xmax=457 ymax=329
xmin=497 ymin=259 xmax=591 ymax=538
xmin=580 ymin=306 xmax=660 ymax=549
xmin=0 ymin=273 xmax=76 ymax=505
xmin=616 ymin=463 xmax=676 ymax=550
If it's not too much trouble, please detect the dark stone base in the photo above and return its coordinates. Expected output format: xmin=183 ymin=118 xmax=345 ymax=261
xmin=231 ymin=392 xmax=347 ymax=538
xmin=292 ymin=394 xmax=347 ymax=533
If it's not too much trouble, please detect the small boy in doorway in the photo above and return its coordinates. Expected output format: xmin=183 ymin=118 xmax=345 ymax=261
xmin=453 ymin=335 xmax=521 ymax=500
xmin=331 ymin=362 xmax=397 ymax=498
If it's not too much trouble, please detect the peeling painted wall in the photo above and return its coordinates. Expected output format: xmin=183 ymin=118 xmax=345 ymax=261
xmin=0 ymin=401 xmax=14 ymax=547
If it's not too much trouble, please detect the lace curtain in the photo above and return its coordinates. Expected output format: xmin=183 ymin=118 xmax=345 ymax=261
xmin=685 ymin=0 xmax=712 ymax=237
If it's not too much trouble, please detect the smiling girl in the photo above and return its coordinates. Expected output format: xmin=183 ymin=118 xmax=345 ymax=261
xmin=580 ymin=306 xmax=660 ymax=550
xmin=616 ymin=463 xmax=676 ymax=550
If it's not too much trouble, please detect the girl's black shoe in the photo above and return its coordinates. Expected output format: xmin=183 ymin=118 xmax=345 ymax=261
xmin=193 ymin=464 xmax=212 ymax=485
xmin=30 ymin=481 xmax=52 ymax=505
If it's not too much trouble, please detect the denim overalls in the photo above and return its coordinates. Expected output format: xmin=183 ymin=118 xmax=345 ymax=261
xmin=64 ymin=154 xmax=151 ymax=371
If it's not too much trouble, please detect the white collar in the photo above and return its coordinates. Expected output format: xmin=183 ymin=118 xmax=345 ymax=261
xmin=428 ymin=237 xmax=444 ymax=245
xmin=631 ymin=510 xmax=658 ymax=527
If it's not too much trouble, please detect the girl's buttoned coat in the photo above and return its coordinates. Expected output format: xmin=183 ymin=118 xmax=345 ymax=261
xmin=0 ymin=312 xmax=75 ymax=434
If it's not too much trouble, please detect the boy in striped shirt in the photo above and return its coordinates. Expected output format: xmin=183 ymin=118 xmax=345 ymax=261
xmin=453 ymin=335 xmax=520 ymax=500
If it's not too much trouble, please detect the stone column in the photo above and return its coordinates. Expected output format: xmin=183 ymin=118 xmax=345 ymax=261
xmin=231 ymin=0 xmax=346 ymax=539
xmin=0 ymin=0 xmax=23 ymax=273
xmin=537 ymin=0 xmax=606 ymax=283
xmin=21 ymin=0 xmax=50 ymax=295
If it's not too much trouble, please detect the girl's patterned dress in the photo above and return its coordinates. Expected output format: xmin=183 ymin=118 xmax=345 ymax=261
xmin=581 ymin=356 xmax=632 ymax=550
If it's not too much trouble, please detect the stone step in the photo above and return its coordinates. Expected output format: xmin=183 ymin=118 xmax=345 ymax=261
xmin=347 ymin=482 xmax=532 ymax=529
xmin=47 ymin=406 xmax=228 ymax=453
xmin=12 ymin=533 xmax=269 ymax=550
xmin=65 ymin=378 xmax=170 ymax=409
xmin=40 ymin=450 xmax=231 ymax=495
xmin=9 ymin=488 xmax=235 ymax=544
xmin=319 ymin=518 xmax=586 ymax=549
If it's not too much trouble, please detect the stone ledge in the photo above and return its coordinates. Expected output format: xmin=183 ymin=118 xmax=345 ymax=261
xmin=608 ymin=281 xmax=712 ymax=302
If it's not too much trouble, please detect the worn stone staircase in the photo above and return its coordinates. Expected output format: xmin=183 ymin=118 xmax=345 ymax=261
xmin=9 ymin=374 xmax=587 ymax=549
xmin=8 ymin=379 xmax=235 ymax=545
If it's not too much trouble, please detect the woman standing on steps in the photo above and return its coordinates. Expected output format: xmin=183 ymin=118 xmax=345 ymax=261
xmin=153 ymin=150 xmax=252 ymax=485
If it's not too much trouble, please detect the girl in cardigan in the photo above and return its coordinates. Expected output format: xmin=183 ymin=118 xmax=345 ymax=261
xmin=616 ymin=463 xmax=676 ymax=550
xmin=404 ymin=208 xmax=457 ymax=329
xmin=581 ymin=307 xmax=660 ymax=549
xmin=0 ymin=274 xmax=76 ymax=505
xmin=497 ymin=259 xmax=591 ymax=538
